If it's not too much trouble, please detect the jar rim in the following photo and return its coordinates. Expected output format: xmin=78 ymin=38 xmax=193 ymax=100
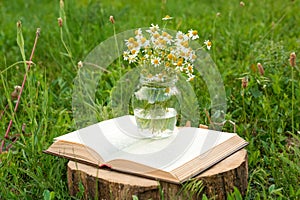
xmin=139 ymin=73 xmax=178 ymax=86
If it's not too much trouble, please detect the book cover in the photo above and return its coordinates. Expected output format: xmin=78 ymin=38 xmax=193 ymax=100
xmin=44 ymin=115 xmax=248 ymax=183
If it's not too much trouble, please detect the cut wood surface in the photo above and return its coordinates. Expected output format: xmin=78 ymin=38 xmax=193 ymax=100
xmin=67 ymin=149 xmax=248 ymax=199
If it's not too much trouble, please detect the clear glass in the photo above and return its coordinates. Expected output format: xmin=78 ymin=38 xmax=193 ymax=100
xmin=132 ymin=74 xmax=180 ymax=139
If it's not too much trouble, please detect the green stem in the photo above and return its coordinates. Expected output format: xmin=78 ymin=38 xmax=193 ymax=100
xmin=212 ymin=16 xmax=217 ymax=61
xmin=60 ymin=27 xmax=75 ymax=68
xmin=113 ymin=23 xmax=123 ymax=114
xmin=292 ymin=67 xmax=294 ymax=133
xmin=113 ymin=25 xmax=120 ymax=64
xmin=5 ymin=28 xmax=40 ymax=139
xmin=0 ymin=61 xmax=34 ymax=74
xmin=242 ymin=89 xmax=246 ymax=123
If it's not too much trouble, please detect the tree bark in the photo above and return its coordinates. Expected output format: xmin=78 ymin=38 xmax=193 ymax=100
xmin=67 ymin=149 xmax=248 ymax=200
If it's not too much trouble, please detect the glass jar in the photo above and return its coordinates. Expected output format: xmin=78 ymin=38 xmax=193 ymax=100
xmin=132 ymin=74 xmax=180 ymax=139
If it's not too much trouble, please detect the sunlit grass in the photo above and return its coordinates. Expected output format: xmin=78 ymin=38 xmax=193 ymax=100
xmin=0 ymin=0 xmax=299 ymax=199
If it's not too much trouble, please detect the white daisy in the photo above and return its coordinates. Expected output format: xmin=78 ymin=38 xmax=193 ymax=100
xmin=134 ymin=28 xmax=142 ymax=36
xmin=187 ymin=74 xmax=195 ymax=82
xmin=188 ymin=29 xmax=199 ymax=40
xmin=151 ymin=56 xmax=161 ymax=67
xmin=146 ymin=23 xmax=160 ymax=34
xmin=161 ymin=31 xmax=173 ymax=45
xmin=128 ymin=54 xmax=137 ymax=63
xmin=162 ymin=15 xmax=173 ymax=20
xmin=123 ymin=50 xmax=130 ymax=61
xmin=204 ymin=40 xmax=212 ymax=50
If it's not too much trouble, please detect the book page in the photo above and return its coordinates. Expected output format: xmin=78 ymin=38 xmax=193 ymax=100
xmin=108 ymin=126 xmax=235 ymax=172
xmin=55 ymin=115 xmax=236 ymax=172
xmin=55 ymin=116 xmax=139 ymax=161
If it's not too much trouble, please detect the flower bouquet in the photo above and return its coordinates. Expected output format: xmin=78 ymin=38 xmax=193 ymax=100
xmin=123 ymin=17 xmax=211 ymax=138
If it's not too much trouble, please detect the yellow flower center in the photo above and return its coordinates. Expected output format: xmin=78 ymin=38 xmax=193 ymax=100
xmin=153 ymin=33 xmax=160 ymax=39
xmin=159 ymin=38 xmax=166 ymax=45
xmin=178 ymin=35 xmax=183 ymax=40
xmin=131 ymin=49 xmax=136 ymax=54
xmin=167 ymin=53 xmax=173 ymax=60
xmin=153 ymin=59 xmax=159 ymax=65
xmin=181 ymin=41 xmax=189 ymax=48
xmin=177 ymin=60 xmax=183 ymax=66
xmin=192 ymin=30 xmax=198 ymax=36
xmin=141 ymin=37 xmax=147 ymax=44
xmin=128 ymin=37 xmax=135 ymax=43
xmin=133 ymin=41 xmax=139 ymax=47
xmin=165 ymin=87 xmax=170 ymax=93
xmin=207 ymin=41 xmax=212 ymax=46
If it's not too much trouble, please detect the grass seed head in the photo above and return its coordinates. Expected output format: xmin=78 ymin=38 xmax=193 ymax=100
xmin=109 ymin=16 xmax=115 ymax=24
xmin=242 ymin=77 xmax=248 ymax=88
xmin=60 ymin=0 xmax=64 ymax=9
xmin=77 ymin=61 xmax=83 ymax=68
xmin=57 ymin=17 xmax=63 ymax=27
xmin=290 ymin=52 xmax=296 ymax=67
xmin=11 ymin=86 xmax=21 ymax=100
xmin=257 ymin=63 xmax=265 ymax=76
xmin=36 ymin=28 xmax=41 ymax=36
xmin=17 ymin=20 xmax=22 ymax=28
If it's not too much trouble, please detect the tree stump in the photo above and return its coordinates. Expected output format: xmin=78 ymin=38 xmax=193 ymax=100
xmin=67 ymin=149 xmax=248 ymax=200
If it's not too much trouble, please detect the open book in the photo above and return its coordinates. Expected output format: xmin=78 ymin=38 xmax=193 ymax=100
xmin=44 ymin=115 xmax=248 ymax=184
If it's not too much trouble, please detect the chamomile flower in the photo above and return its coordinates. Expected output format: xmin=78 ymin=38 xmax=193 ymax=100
xmin=161 ymin=31 xmax=173 ymax=45
xmin=175 ymin=31 xmax=189 ymax=43
xmin=162 ymin=15 xmax=173 ymax=20
xmin=128 ymin=54 xmax=137 ymax=63
xmin=151 ymin=56 xmax=161 ymax=67
xmin=167 ymin=53 xmax=174 ymax=61
xmin=137 ymin=36 xmax=150 ymax=48
xmin=123 ymin=23 xmax=211 ymax=81
xmin=188 ymin=52 xmax=197 ymax=62
xmin=186 ymin=64 xmax=194 ymax=73
xmin=134 ymin=28 xmax=143 ymax=36
xmin=123 ymin=50 xmax=130 ymax=61
xmin=188 ymin=29 xmax=199 ymax=40
xmin=146 ymin=24 xmax=160 ymax=34
xmin=153 ymin=37 xmax=168 ymax=49
xmin=187 ymin=74 xmax=195 ymax=82
xmin=125 ymin=37 xmax=135 ymax=46
xmin=175 ymin=65 xmax=184 ymax=72
xmin=204 ymin=40 xmax=212 ymax=50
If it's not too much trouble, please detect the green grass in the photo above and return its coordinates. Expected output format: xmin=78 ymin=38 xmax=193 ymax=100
xmin=0 ymin=0 xmax=300 ymax=199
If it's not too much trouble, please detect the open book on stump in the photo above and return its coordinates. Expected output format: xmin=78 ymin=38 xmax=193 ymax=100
xmin=44 ymin=115 xmax=248 ymax=184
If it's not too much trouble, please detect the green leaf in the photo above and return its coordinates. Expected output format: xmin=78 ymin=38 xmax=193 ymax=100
xmin=43 ymin=190 xmax=50 ymax=200
xmin=43 ymin=190 xmax=55 ymax=200
xmin=233 ymin=187 xmax=243 ymax=200
xmin=250 ymin=86 xmax=262 ymax=98
xmin=268 ymin=184 xmax=275 ymax=193
xmin=132 ymin=195 xmax=139 ymax=200
xmin=201 ymin=194 xmax=209 ymax=200
xmin=16 ymin=21 xmax=26 ymax=63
